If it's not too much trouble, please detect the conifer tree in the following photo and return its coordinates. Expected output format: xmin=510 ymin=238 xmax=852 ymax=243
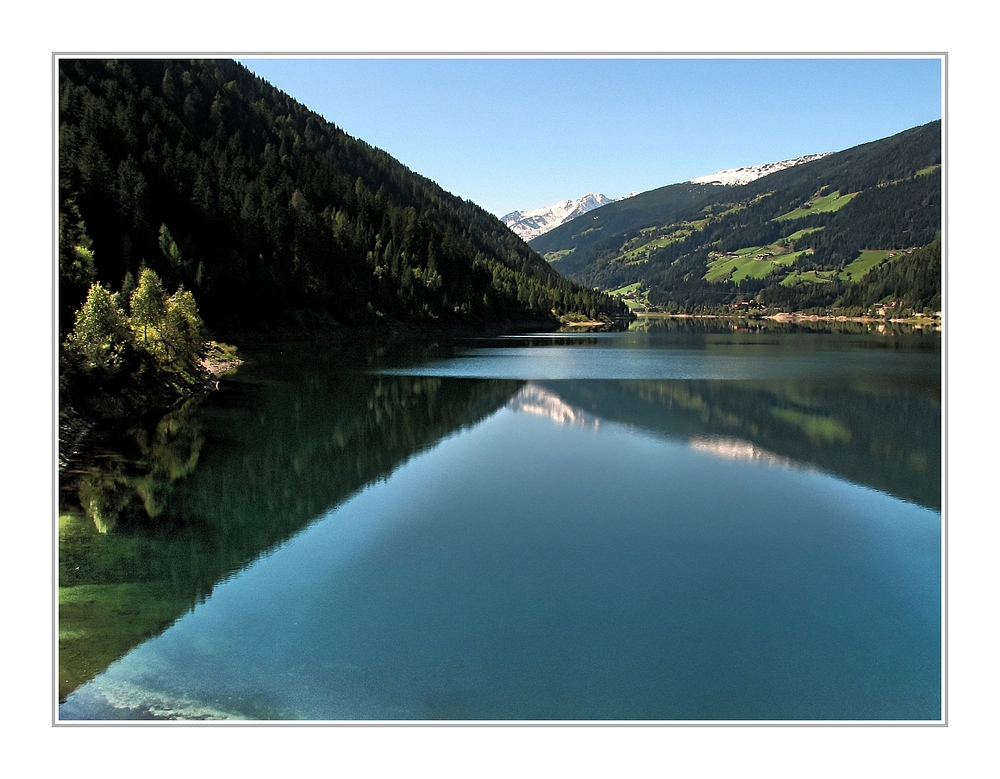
xmin=130 ymin=267 xmax=167 ymax=346
xmin=66 ymin=283 xmax=131 ymax=373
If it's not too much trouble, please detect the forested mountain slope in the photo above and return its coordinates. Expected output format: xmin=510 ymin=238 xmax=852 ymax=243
xmin=58 ymin=58 xmax=628 ymax=337
xmin=532 ymin=121 xmax=941 ymax=315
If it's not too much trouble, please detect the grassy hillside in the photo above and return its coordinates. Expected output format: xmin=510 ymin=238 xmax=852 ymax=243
xmin=531 ymin=182 xmax=720 ymax=276
xmin=531 ymin=121 xmax=942 ymax=316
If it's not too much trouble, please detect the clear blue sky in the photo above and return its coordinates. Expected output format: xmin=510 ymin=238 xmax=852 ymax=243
xmin=239 ymin=56 xmax=941 ymax=218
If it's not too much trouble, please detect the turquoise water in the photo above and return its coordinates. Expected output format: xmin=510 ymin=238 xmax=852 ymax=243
xmin=58 ymin=321 xmax=942 ymax=721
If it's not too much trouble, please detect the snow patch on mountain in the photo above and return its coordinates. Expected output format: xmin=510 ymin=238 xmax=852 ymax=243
xmin=689 ymin=153 xmax=831 ymax=186
xmin=502 ymin=193 xmax=615 ymax=242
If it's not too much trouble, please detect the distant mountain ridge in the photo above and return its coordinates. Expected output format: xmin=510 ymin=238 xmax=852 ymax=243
xmin=527 ymin=121 xmax=941 ymax=316
xmin=502 ymin=193 xmax=616 ymax=242
xmin=504 ymin=153 xmax=827 ymax=243
xmin=689 ymin=153 xmax=832 ymax=186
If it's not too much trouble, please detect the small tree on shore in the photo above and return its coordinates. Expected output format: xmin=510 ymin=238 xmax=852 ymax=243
xmin=66 ymin=283 xmax=131 ymax=373
xmin=130 ymin=267 xmax=167 ymax=347
xmin=159 ymin=287 xmax=204 ymax=369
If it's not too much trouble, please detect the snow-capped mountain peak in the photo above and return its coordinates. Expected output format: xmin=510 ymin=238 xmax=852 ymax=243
xmin=688 ymin=153 xmax=831 ymax=186
xmin=501 ymin=153 xmax=829 ymax=243
xmin=502 ymin=193 xmax=615 ymax=242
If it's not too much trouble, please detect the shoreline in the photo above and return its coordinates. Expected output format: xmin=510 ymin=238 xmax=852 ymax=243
xmin=58 ymin=342 xmax=243 ymax=472
xmin=635 ymin=311 xmax=941 ymax=328
xmin=762 ymin=312 xmax=941 ymax=327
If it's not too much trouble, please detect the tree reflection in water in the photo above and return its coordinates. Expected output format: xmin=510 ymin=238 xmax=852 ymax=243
xmin=58 ymin=360 xmax=522 ymax=700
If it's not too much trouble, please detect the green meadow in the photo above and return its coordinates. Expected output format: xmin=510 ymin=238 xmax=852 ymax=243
xmin=609 ymin=281 xmax=650 ymax=311
xmin=785 ymin=226 xmax=825 ymax=241
xmin=704 ymin=246 xmax=801 ymax=283
xmin=543 ymin=249 xmax=574 ymax=264
xmin=780 ymin=269 xmax=836 ymax=286
xmin=610 ymin=281 xmax=643 ymax=296
xmin=778 ymin=250 xmax=899 ymax=287
xmin=774 ymin=190 xmax=858 ymax=221
xmin=616 ymin=225 xmax=699 ymax=265
xmin=839 ymin=250 xmax=894 ymax=281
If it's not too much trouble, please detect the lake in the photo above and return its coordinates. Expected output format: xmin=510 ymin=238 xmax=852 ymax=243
xmin=57 ymin=318 xmax=942 ymax=721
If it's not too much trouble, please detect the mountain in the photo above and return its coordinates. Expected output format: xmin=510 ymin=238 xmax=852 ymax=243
xmin=528 ymin=181 xmax=723 ymax=269
xmin=688 ymin=153 xmax=831 ymax=186
xmin=58 ymin=58 xmax=629 ymax=337
xmin=505 ymin=153 xmax=827 ymax=244
xmin=530 ymin=121 xmax=941 ymax=316
xmin=502 ymin=193 xmax=616 ymax=242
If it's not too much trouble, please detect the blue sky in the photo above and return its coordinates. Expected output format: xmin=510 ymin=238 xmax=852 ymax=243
xmin=239 ymin=57 xmax=940 ymax=218
xmin=239 ymin=57 xmax=941 ymax=218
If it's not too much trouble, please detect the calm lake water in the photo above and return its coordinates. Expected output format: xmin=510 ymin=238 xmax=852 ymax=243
xmin=57 ymin=318 xmax=942 ymax=721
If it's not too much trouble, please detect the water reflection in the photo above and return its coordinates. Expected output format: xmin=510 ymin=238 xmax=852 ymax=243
xmin=524 ymin=376 xmax=939 ymax=511
xmin=62 ymin=396 xmax=206 ymax=535
xmin=58 ymin=347 xmax=523 ymax=700
xmin=508 ymin=384 xmax=601 ymax=429
xmin=627 ymin=315 xmax=941 ymax=338
xmin=688 ymin=436 xmax=808 ymax=471
xmin=58 ymin=324 xmax=940 ymax=709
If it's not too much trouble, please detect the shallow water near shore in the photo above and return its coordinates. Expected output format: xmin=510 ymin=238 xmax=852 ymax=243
xmin=58 ymin=319 xmax=942 ymax=721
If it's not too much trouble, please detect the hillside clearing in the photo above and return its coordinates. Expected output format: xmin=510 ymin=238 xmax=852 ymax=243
xmin=774 ymin=190 xmax=858 ymax=221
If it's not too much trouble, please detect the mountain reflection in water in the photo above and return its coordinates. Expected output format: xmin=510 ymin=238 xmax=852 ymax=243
xmin=508 ymin=384 xmax=600 ymax=429
xmin=526 ymin=377 xmax=939 ymax=511
xmin=688 ymin=436 xmax=805 ymax=470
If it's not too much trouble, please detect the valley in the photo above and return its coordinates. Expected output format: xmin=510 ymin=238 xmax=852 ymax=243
xmin=55 ymin=56 xmax=943 ymax=726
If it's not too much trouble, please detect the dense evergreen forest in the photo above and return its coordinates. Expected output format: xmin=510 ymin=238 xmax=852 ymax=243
xmin=532 ymin=121 xmax=942 ymax=315
xmin=58 ymin=58 xmax=628 ymax=340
